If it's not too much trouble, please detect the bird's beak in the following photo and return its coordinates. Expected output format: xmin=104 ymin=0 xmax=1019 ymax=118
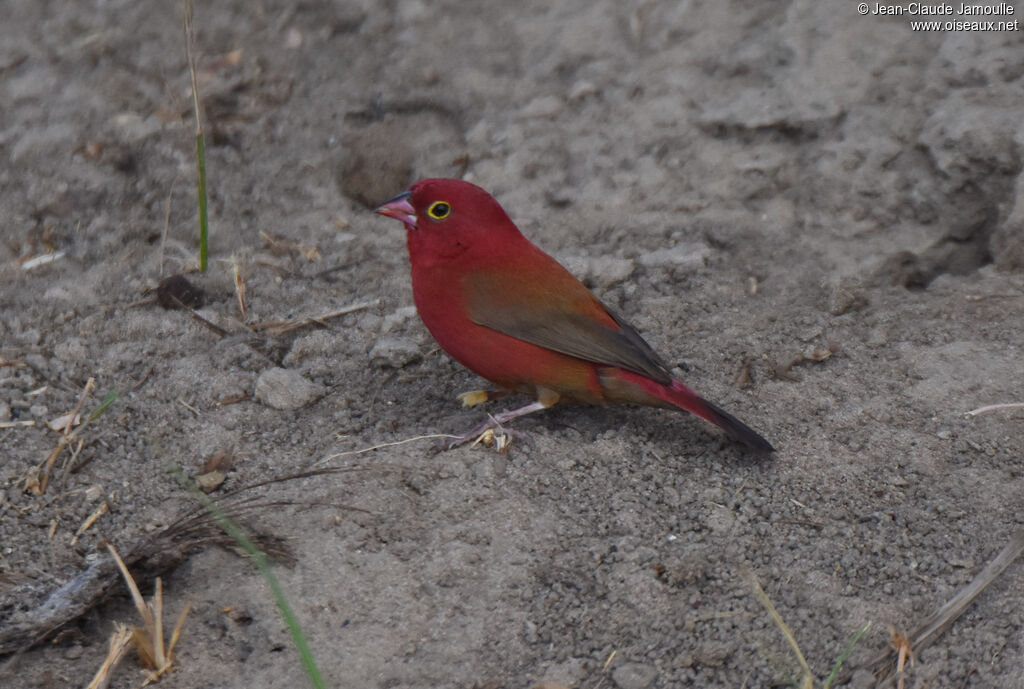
xmin=375 ymin=191 xmax=417 ymax=231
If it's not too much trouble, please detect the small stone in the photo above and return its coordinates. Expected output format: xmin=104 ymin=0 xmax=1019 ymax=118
xmin=202 ymin=450 xmax=235 ymax=473
xmin=63 ymin=644 xmax=85 ymax=660
xmin=695 ymin=641 xmax=731 ymax=666
xmin=535 ymin=657 xmax=587 ymax=688
xmin=612 ymin=662 xmax=657 ymax=689
xmin=196 ymin=470 xmax=226 ymax=492
xmin=826 ymin=276 xmax=867 ymax=316
xmin=866 ymin=326 xmax=888 ymax=347
xmin=369 ymin=337 xmax=421 ymax=368
xmin=337 ymin=118 xmax=413 ymax=209
xmin=284 ymin=27 xmax=303 ymax=49
xmin=637 ymin=243 xmax=710 ymax=272
xmin=254 ymin=367 xmax=323 ymax=410
xmin=520 ymin=95 xmax=563 ymax=119
xmin=156 ymin=274 xmax=206 ymax=310
xmin=110 ymin=112 xmax=162 ymax=143
xmin=380 ymin=306 xmax=418 ymax=333
xmin=48 ymin=412 xmax=80 ymax=432
xmin=283 ymin=330 xmax=335 ymax=367
xmin=568 ymin=80 xmax=598 ymax=102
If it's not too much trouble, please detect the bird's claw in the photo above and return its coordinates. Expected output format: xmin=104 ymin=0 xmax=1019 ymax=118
xmin=471 ymin=428 xmax=511 ymax=453
xmin=442 ymin=421 xmax=535 ymax=452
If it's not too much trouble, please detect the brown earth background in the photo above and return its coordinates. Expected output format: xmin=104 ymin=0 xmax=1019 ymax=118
xmin=2 ymin=1 xmax=1023 ymax=688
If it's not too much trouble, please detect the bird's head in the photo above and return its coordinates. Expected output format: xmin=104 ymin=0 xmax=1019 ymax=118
xmin=375 ymin=178 xmax=522 ymax=260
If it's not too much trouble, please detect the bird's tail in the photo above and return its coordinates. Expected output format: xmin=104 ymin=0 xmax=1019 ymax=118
xmin=605 ymin=369 xmax=775 ymax=453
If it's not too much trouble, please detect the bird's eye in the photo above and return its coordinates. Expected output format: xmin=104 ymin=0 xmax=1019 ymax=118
xmin=427 ymin=201 xmax=451 ymax=220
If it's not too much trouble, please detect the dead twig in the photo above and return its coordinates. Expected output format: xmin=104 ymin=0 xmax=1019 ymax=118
xmin=250 ymin=299 xmax=379 ymax=335
xmin=71 ymin=501 xmax=109 ymax=546
xmin=84 ymin=624 xmax=132 ymax=689
xmin=869 ymin=528 xmax=1024 ymax=682
xmin=232 ymin=257 xmax=247 ymax=319
xmin=0 ymin=421 xmax=35 ymax=429
xmin=37 ymin=378 xmax=95 ymax=494
xmin=965 ymin=402 xmax=1024 ymax=418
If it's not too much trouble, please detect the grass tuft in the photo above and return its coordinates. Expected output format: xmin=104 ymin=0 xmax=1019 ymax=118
xmin=823 ymin=622 xmax=871 ymax=689
xmin=172 ymin=468 xmax=327 ymax=689
xmin=745 ymin=568 xmax=869 ymax=688
xmin=85 ymin=543 xmax=192 ymax=688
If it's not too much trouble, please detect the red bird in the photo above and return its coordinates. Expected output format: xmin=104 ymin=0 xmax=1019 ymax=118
xmin=376 ymin=179 xmax=773 ymax=453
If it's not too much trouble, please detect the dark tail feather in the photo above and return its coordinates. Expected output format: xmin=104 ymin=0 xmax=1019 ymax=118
xmin=601 ymin=369 xmax=775 ymax=453
xmin=659 ymin=378 xmax=775 ymax=453
xmin=691 ymin=394 xmax=775 ymax=453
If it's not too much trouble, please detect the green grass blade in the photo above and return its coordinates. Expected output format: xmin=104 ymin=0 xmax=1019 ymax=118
xmin=195 ymin=131 xmax=208 ymax=272
xmin=184 ymin=0 xmax=208 ymax=272
xmin=823 ymin=621 xmax=872 ymax=689
xmin=172 ymin=469 xmax=326 ymax=689
xmin=88 ymin=390 xmax=120 ymax=420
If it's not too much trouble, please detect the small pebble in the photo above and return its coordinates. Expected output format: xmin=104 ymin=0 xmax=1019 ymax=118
xmin=369 ymin=336 xmax=421 ymax=368
xmin=156 ymin=274 xmax=206 ymax=310
xmin=520 ymin=95 xmax=563 ymax=119
xmin=637 ymin=243 xmax=709 ymax=272
xmin=568 ymin=80 xmax=598 ymax=102
xmin=254 ymin=367 xmax=324 ymax=410
xmin=826 ymin=275 xmax=867 ymax=316
xmin=612 ymin=662 xmax=657 ymax=689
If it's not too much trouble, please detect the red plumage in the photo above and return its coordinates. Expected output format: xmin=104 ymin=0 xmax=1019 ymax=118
xmin=376 ymin=178 xmax=773 ymax=453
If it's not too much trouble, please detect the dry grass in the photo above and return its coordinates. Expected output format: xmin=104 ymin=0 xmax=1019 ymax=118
xmin=745 ymin=568 xmax=870 ymax=689
xmin=249 ymin=298 xmax=380 ymax=335
xmin=85 ymin=544 xmax=192 ymax=689
xmin=84 ymin=625 xmax=132 ymax=689
xmin=23 ymin=378 xmax=118 ymax=495
xmin=232 ymin=257 xmax=247 ymax=319
xmin=868 ymin=527 xmax=1024 ymax=683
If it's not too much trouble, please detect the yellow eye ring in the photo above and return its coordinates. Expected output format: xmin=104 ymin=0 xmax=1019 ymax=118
xmin=427 ymin=201 xmax=451 ymax=220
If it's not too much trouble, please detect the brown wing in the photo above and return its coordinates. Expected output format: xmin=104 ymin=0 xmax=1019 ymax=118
xmin=462 ymin=261 xmax=674 ymax=386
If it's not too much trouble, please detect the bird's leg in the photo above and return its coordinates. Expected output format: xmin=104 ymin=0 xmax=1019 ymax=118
xmin=445 ymin=388 xmax=559 ymax=451
xmin=457 ymin=388 xmax=511 ymax=408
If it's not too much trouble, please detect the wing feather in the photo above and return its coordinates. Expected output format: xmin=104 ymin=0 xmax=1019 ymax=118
xmin=463 ymin=265 xmax=673 ymax=386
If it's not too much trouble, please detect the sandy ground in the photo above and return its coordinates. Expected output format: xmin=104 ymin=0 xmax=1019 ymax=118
xmin=2 ymin=1 xmax=1023 ymax=687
